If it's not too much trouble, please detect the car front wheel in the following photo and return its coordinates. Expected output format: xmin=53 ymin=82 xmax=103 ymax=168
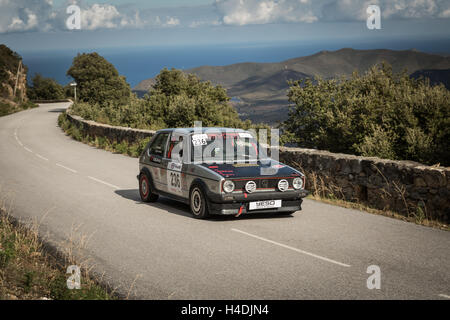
xmin=189 ymin=186 xmax=209 ymax=219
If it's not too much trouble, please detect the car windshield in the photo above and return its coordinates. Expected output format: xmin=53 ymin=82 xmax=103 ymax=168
xmin=191 ymin=132 xmax=261 ymax=163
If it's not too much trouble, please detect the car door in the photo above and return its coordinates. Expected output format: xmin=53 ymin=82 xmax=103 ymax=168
xmin=146 ymin=132 xmax=170 ymax=192
xmin=163 ymin=133 xmax=186 ymax=197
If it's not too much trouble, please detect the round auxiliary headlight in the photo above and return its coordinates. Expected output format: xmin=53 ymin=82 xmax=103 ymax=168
xmin=278 ymin=179 xmax=289 ymax=192
xmin=293 ymin=177 xmax=303 ymax=190
xmin=245 ymin=181 xmax=257 ymax=193
xmin=223 ymin=180 xmax=235 ymax=193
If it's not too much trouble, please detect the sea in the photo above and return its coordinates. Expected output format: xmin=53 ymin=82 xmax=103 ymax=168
xmin=20 ymin=38 xmax=450 ymax=88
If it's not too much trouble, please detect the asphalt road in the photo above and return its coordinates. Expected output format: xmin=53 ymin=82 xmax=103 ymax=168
xmin=0 ymin=102 xmax=449 ymax=299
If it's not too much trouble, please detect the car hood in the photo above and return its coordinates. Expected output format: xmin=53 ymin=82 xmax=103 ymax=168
xmin=201 ymin=160 xmax=301 ymax=179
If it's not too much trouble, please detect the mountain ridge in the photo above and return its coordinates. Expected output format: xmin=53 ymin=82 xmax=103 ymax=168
xmin=134 ymin=48 xmax=450 ymax=123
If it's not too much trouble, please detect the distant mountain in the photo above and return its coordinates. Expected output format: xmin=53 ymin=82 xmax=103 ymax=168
xmin=410 ymin=69 xmax=450 ymax=89
xmin=134 ymin=48 xmax=450 ymax=124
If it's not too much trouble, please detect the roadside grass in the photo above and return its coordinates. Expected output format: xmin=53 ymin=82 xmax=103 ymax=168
xmin=58 ymin=111 xmax=448 ymax=231
xmin=0 ymin=101 xmax=38 ymax=117
xmin=0 ymin=194 xmax=116 ymax=300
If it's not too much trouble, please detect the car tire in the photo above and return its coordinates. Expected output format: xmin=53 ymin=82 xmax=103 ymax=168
xmin=189 ymin=185 xmax=209 ymax=219
xmin=139 ymin=172 xmax=159 ymax=202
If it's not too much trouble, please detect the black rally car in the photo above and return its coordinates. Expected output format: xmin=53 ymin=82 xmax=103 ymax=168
xmin=138 ymin=127 xmax=308 ymax=218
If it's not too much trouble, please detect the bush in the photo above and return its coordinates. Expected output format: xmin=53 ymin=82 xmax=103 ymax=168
xmin=0 ymin=101 xmax=37 ymax=117
xmin=28 ymin=74 xmax=65 ymax=100
xmin=70 ymin=68 xmax=268 ymax=133
xmin=284 ymin=63 xmax=450 ymax=166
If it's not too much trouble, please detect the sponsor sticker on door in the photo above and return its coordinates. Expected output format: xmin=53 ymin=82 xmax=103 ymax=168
xmin=168 ymin=161 xmax=182 ymax=172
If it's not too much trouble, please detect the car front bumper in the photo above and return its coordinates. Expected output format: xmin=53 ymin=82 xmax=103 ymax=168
xmin=206 ymin=189 xmax=308 ymax=215
xmin=208 ymin=199 xmax=303 ymax=215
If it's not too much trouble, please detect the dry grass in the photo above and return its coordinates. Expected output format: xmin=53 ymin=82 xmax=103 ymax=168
xmin=291 ymin=161 xmax=448 ymax=231
xmin=0 ymin=186 xmax=148 ymax=300
xmin=0 ymin=191 xmax=115 ymax=300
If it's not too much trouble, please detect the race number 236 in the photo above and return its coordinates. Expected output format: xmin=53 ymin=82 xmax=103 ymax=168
xmin=168 ymin=171 xmax=182 ymax=194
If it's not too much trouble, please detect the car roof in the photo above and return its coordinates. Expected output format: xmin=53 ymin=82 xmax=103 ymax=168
xmin=155 ymin=127 xmax=250 ymax=134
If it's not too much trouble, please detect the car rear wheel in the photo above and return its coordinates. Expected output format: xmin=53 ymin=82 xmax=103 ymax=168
xmin=139 ymin=172 xmax=159 ymax=202
xmin=189 ymin=186 xmax=209 ymax=219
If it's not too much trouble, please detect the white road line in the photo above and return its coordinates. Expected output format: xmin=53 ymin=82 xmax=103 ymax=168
xmin=87 ymin=176 xmax=120 ymax=189
xmin=438 ymin=294 xmax=450 ymax=299
xmin=231 ymin=228 xmax=351 ymax=268
xmin=36 ymin=154 xmax=49 ymax=161
xmin=16 ymin=137 xmax=23 ymax=146
xmin=56 ymin=163 xmax=77 ymax=173
xmin=24 ymin=147 xmax=33 ymax=153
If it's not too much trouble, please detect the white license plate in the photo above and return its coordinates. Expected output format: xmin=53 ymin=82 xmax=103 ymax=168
xmin=249 ymin=200 xmax=282 ymax=210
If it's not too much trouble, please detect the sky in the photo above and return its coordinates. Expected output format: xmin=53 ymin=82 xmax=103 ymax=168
xmin=0 ymin=0 xmax=449 ymax=52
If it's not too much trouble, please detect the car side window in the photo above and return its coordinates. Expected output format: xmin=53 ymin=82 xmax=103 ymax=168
xmin=167 ymin=135 xmax=184 ymax=162
xmin=148 ymin=133 xmax=169 ymax=157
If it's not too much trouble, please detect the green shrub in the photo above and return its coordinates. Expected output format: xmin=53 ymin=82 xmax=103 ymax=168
xmin=0 ymin=102 xmax=15 ymax=117
xmin=28 ymin=74 xmax=65 ymax=100
xmin=49 ymin=274 xmax=111 ymax=300
xmin=0 ymin=234 xmax=16 ymax=268
xmin=70 ymin=68 xmax=270 ymax=134
xmin=284 ymin=63 xmax=450 ymax=166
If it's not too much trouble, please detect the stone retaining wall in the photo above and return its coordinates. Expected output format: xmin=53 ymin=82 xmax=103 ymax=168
xmin=66 ymin=112 xmax=155 ymax=144
xmin=279 ymin=148 xmax=449 ymax=223
xmin=65 ymin=110 xmax=449 ymax=223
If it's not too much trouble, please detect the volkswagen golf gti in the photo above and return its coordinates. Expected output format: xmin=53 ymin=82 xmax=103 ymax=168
xmin=138 ymin=127 xmax=308 ymax=218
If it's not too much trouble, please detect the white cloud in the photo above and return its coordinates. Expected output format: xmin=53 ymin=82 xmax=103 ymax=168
xmin=0 ymin=0 xmax=171 ymax=33
xmin=322 ymin=0 xmax=450 ymax=21
xmin=164 ymin=16 xmax=180 ymax=27
xmin=0 ymin=0 xmax=449 ymax=34
xmin=216 ymin=0 xmax=318 ymax=25
xmin=81 ymin=4 xmax=121 ymax=30
xmin=0 ymin=0 xmax=52 ymax=33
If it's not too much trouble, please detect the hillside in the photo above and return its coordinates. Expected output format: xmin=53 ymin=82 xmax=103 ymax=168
xmin=134 ymin=48 xmax=450 ymax=124
xmin=410 ymin=68 xmax=450 ymax=89
xmin=0 ymin=44 xmax=29 ymax=116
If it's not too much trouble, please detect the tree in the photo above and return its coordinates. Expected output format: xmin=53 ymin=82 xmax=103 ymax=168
xmin=70 ymin=68 xmax=270 ymax=134
xmin=144 ymin=68 xmax=244 ymax=128
xmin=27 ymin=74 xmax=65 ymax=100
xmin=67 ymin=52 xmax=131 ymax=106
xmin=284 ymin=63 xmax=450 ymax=166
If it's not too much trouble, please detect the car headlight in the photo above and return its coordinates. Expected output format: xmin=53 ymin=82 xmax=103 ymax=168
xmin=278 ymin=179 xmax=289 ymax=192
xmin=245 ymin=181 xmax=257 ymax=193
xmin=293 ymin=177 xmax=303 ymax=190
xmin=223 ymin=180 xmax=235 ymax=193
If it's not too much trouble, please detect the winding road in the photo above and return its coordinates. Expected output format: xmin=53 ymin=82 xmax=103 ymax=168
xmin=0 ymin=102 xmax=449 ymax=299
